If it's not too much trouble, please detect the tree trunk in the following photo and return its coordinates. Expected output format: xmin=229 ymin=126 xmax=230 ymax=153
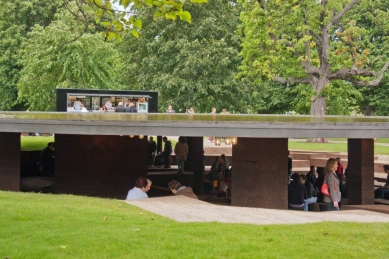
xmin=308 ymin=78 xmax=327 ymax=143
xmin=364 ymin=105 xmax=372 ymax=116
xmin=310 ymin=95 xmax=326 ymax=116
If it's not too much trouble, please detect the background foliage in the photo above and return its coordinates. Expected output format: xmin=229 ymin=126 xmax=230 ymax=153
xmin=0 ymin=0 xmax=388 ymax=115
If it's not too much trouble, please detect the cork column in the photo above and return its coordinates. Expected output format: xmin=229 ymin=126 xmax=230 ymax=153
xmin=0 ymin=133 xmax=20 ymax=191
xmin=231 ymin=138 xmax=288 ymax=209
xmin=53 ymin=134 xmax=148 ymax=199
xmin=347 ymin=139 xmax=374 ymax=205
xmin=185 ymin=137 xmax=204 ymax=195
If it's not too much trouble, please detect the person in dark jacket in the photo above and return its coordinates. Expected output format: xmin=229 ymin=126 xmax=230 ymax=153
xmin=125 ymin=102 xmax=137 ymax=113
xmin=300 ymin=174 xmax=317 ymax=211
xmin=40 ymin=142 xmax=55 ymax=176
xmin=168 ymin=180 xmax=197 ymax=199
xmin=148 ymin=137 xmax=157 ymax=166
xmin=306 ymin=166 xmax=317 ymax=186
xmin=288 ymin=173 xmax=307 ymax=210
xmin=115 ymin=102 xmax=126 ymax=112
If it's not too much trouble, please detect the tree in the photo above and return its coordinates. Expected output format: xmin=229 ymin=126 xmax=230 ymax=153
xmin=63 ymin=0 xmax=207 ymax=40
xmin=0 ymin=0 xmax=63 ymax=110
xmin=17 ymin=5 xmax=124 ymax=111
xmin=239 ymin=0 xmax=389 ymax=117
xmin=118 ymin=0 xmax=246 ymax=113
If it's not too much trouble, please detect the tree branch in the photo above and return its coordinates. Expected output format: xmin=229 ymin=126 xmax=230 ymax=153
xmin=329 ymin=60 xmax=389 ymax=86
xmin=329 ymin=68 xmax=375 ymax=79
xmin=62 ymin=0 xmax=89 ymax=45
xmin=352 ymin=60 xmax=389 ymax=87
xmin=326 ymin=0 xmax=361 ymax=30
xmin=273 ymin=76 xmax=311 ymax=84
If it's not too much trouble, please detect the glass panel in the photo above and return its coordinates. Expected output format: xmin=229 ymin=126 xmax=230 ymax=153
xmin=91 ymin=97 xmax=101 ymax=110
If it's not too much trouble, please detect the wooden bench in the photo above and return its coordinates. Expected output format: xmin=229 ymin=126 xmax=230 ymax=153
xmin=374 ymin=198 xmax=389 ymax=205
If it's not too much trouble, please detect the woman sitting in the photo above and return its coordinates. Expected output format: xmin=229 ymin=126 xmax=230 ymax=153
xmin=99 ymin=105 xmax=108 ymax=112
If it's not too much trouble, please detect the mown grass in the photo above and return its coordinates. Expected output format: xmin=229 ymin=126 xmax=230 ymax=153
xmin=21 ymin=136 xmax=54 ymax=151
xmin=22 ymin=136 xmax=389 ymax=155
xmin=327 ymin=138 xmax=389 ymax=143
xmin=288 ymin=140 xmax=389 ymax=155
xmin=1 ymin=191 xmax=389 ymax=259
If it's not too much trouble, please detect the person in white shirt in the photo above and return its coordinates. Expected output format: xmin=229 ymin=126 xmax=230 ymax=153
xmin=80 ymin=103 xmax=88 ymax=112
xmin=126 ymin=177 xmax=152 ymax=200
xmin=105 ymin=97 xmax=113 ymax=109
xmin=73 ymin=98 xmax=82 ymax=110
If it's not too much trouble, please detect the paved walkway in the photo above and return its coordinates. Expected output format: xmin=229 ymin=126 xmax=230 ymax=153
xmin=125 ymin=195 xmax=389 ymax=225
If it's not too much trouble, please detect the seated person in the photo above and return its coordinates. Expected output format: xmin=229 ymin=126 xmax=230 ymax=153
xmin=166 ymin=105 xmax=175 ymax=113
xmin=210 ymin=156 xmax=223 ymax=180
xmin=220 ymin=154 xmax=230 ymax=176
xmin=306 ymin=166 xmax=317 ymax=186
xmin=376 ymin=165 xmax=389 ymax=199
xmin=99 ymin=105 xmax=108 ymax=112
xmin=80 ymin=103 xmax=88 ymax=112
xmin=126 ymin=177 xmax=152 ymax=200
xmin=168 ymin=180 xmax=197 ymax=199
xmin=73 ymin=98 xmax=82 ymax=110
xmin=39 ymin=142 xmax=55 ymax=176
xmin=105 ymin=97 xmax=113 ymax=110
xmin=115 ymin=102 xmax=126 ymax=112
xmin=288 ymin=173 xmax=307 ymax=210
xmin=299 ymin=174 xmax=317 ymax=211
xmin=125 ymin=103 xmax=138 ymax=113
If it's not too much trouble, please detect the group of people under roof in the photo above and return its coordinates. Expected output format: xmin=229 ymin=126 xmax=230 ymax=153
xmin=148 ymin=136 xmax=189 ymax=175
xmin=288 ymin=155 xmax=389 ymax=211
xmin=288 ymin=157 xmax=345 ymax=211
xmin=165 ymin=105 xmax=229 ymax=116
xmin=205 ymin=154 xmax=231 ymax=196
xmin=113 ymin=99 xmax=137 ymax=113
xmin=73 ymin=97 xmax=138 ymax=113
xmin=125 ymin=177 xmax=197 ymax=200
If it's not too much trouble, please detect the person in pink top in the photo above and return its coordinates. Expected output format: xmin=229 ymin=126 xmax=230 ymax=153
xmin=336 ymin=157 xmax=344 ymax=178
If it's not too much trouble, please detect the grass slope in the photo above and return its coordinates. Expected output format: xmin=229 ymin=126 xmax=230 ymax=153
xmin=288 ymin=141 xmax=389 ymax=155
xmin=22 ymin=137 xmax=389 ymax=155
xmin=21 ymin=136 xmax=55 ymax=151
xmin=1 ymin=191 xmax=389 ymax=258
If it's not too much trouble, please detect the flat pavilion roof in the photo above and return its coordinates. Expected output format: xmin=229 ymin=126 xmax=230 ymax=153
xmin=0 ymin=112 xmax=389 ymax=138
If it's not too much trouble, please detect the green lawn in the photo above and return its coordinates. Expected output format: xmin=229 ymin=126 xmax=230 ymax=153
xmin=21 ymin=136 xmax=389 ymax=155
xmin=327 ymin=138 xmax=389 ymax=143
xmin=1 ymin=191 xmax=389 ymax=258
xmin=288 ymin=140 xmax=389 ymax=155
xmin=21 ymin=136 xmax=54 ymax=151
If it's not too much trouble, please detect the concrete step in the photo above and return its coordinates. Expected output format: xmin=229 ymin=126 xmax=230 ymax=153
xmin=292 ymin=160 xmax=311 ymax=168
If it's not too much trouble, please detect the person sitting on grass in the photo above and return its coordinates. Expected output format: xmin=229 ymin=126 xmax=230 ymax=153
xmin=168 ymin=180 xmax=198 ymax=199
xmin=126 ymin=177 xmax=152 ymax=200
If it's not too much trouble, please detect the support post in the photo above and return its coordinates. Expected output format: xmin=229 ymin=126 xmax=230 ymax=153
xmin=0 ymin=133 xmax=20 ymax=191
xmin=185 ymin=137 xmax=204 ymax=195
xmin=231 ymin=138 xmax=288 ymax=209
xmin=347 ymin=139 xmax=374 ymax=204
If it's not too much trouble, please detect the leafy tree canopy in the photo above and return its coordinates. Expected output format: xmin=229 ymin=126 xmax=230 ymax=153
xmin=17 ymin=3 xmax=124 ymax=111
xmin=0 ymin=0 xmax=63 ymax=110
xmin=65 ymin=0 xmax=207 ymax=40
xmin=119 ymin=0 xmax=246 ymax=113
xmin=239 ymin=0 xmax=389 ymax=116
